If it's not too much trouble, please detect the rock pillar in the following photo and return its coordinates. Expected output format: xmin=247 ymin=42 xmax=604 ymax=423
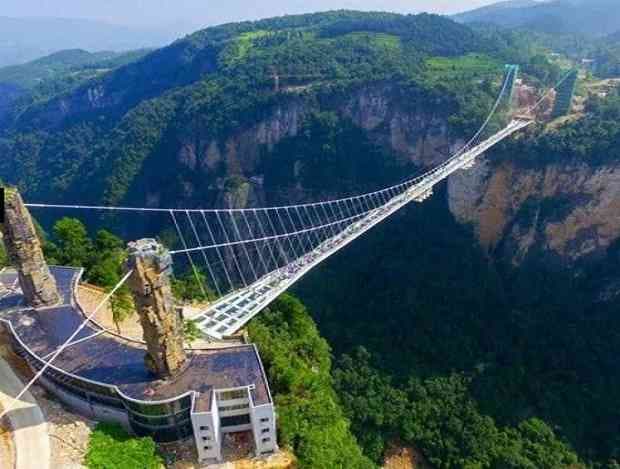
xmin=125 ymin=239 xmax=187 ymax=378
xmin=1 ymin=188 xmax=60 ymax=307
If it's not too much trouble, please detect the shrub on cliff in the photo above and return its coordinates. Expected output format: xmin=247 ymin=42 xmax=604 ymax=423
xmin=85 ymin=423 xmax=162 ymax=469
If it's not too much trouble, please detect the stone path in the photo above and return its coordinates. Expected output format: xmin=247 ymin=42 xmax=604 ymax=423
xmin=0 ymin=358 xmax=50 ymax=469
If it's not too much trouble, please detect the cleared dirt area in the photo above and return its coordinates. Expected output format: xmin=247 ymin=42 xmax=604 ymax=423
xmin=30 ymin=385 xmax=93 ymax=469
xmin=383 ymin=445 xmax=433 ymax=469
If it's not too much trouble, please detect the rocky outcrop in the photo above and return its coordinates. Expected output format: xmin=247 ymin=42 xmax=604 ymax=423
xmin=343 ymin=85 xmax=458 ymax=167
xmin=176 ymin=99 xmax=306 ymax=180
xmin=1 ymin=188 xmax=60 ymax=307
xmin=125 ymin=239 xmax=187 ymax=378
xmin=448 ymin=159 xmax=620 ymax=266
xmin=171 ymin=84 xmax=458 ymax=210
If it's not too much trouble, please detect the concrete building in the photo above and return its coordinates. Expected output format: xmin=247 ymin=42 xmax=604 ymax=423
xmin=0 ymin=266 xmax=278 ymax=462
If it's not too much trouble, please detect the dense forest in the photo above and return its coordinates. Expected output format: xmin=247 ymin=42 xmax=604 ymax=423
xmin=248 ymin=295 xmax=374 ymax=468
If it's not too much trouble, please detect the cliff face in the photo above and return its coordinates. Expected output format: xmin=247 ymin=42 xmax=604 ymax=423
xmin=341 ymin=85 xmax=458 ymax=167
xmin=171 ymin=84 xmax=460 ymax=210
xmin=448 ymin=157 xmax=620 ymax=266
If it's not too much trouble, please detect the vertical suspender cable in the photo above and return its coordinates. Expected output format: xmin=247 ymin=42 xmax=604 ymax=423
xmin=170 ymin=210 xmax=209 ymax=299
xmin=185 ymin=210 xmax=222 ymax=297
xmin=200 ymin=210 xmax=235 ymax=293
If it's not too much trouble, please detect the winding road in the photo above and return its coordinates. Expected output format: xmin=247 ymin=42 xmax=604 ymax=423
xmin=0 ymin=358 xmax=50 ymax=469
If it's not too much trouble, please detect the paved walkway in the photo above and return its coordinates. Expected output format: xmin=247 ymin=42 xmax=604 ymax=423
xmin=0 ymin=359 xmax=50 ymax=469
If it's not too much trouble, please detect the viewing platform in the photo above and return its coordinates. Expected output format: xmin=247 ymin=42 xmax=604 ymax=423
xmin=0 ymin=266 xmax=278 ymax=462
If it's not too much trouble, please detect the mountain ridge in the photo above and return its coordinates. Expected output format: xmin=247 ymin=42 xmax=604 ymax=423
xmin=454 ymin=0 xmax=620 ymax=37
xmin=0 ymin=16 xmax=176 ymax=67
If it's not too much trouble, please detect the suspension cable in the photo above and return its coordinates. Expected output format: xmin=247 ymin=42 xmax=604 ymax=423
xmin=528 ymin=69 xmax=575 ymax=113
xmin=169 ymin=209 xmax=370 ymax=255
xmin=23 ymin=67 xmax=518 ymax=216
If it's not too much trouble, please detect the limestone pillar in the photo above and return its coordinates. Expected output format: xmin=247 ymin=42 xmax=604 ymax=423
xmin=125 ymin=239 xmax=187 ymax=378
xmin=1 ymin=188 xmax=60 ymax=307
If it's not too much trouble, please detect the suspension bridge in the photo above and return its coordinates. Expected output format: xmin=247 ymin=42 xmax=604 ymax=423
xmin=24 ymin=65 xmax=562 ymax=340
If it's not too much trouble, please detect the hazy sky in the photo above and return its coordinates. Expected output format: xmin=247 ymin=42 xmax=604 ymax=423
xmin=1 ymin=0 xmax=499 ymax=30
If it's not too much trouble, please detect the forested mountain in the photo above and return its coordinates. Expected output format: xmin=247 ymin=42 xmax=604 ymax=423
xmin=0 ymin=16 xmax=173 ymax=67
xmin=0 ymin=49 xmax=151 ymax=90
xmin=0 ymin=48 xmax=150 ymax=128
xmin=0 ymin=10 xmax=541 ymax=210
xmin=589 ymin=32 xmax=620 ymax=78
xmin=2 ymin=10 xmax=620 ymax=469
xmin=454 ymin=0 xmax=620 ymax=37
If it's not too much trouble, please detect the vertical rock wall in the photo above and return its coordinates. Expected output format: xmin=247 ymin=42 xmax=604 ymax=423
xmin=125 ymin=239 xmax=187 ymax=378
xmin=447 ymin=160 xmax=620 ymax=266
xmin=1 ymin=188 xmax=60 ymax=307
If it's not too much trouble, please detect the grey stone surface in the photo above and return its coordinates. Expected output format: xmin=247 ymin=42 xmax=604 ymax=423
xmin=1 ymin=189 xmax=59 ymax=307
xmin=125 ymin=239 xmax=187 ymax=378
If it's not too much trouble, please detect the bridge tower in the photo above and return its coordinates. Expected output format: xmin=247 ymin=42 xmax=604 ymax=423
xmin=504 ymin=64 xmax=520 ymax=112
xmin=551 ymin=69 xmax=579 ymax=118
xmin=125 ymin=239 xmax=187 ymax=378
xmin=1 ymin=187 xmax=60 ymax=308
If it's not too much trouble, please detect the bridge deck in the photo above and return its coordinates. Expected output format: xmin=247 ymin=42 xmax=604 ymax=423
xmin=189 ymin=119 xmax=533 ymax=339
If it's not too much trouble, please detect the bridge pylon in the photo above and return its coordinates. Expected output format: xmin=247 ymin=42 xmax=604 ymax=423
xmin=504 ymin=64 xmax=520 ymax=114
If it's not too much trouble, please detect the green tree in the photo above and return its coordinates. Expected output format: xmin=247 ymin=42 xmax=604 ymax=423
xmin=48 ymin=217 xmax=93 ymax=267
xmin=402 ymin=374 xmax=500 ymax=469
xmin=84 ymin=423 xmax=162 ymax=469
xmin=88 ymin=230 xmax=126 ymax=287
xmin=183 ymin=319 xmax=202 ymax=344
xmin=334 ymin=347 xmax=409 ymax=462
xmin=249 ymin=294 xmax=374 ymax=469
xmin=43 ymin=218 xmax=135 ymax=330
xmin=171 ymin=269 xmax=214 ymax=303
xmin=493 ymin=419 xmax=583 ymax=469
xmin=109 ymin=287 xmax=134 ymax=334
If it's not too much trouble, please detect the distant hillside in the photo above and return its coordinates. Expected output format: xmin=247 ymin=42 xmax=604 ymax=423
xmin=607 ymin=30 xmax=620 ymax=42
xmin=589 ymin=31 xmax=620 ymax=77
xmin=0 ymin=16 xmax=175 ymax=67
xmin=0 ymin=49 xmax=151 ymax=90
xmin=454 ymin=0 xmax=620 ymax=37
xmin=455 ymin=0 xmax=541 ymax=22
xmin=0 ymin=48 xmax=150 ymax=125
